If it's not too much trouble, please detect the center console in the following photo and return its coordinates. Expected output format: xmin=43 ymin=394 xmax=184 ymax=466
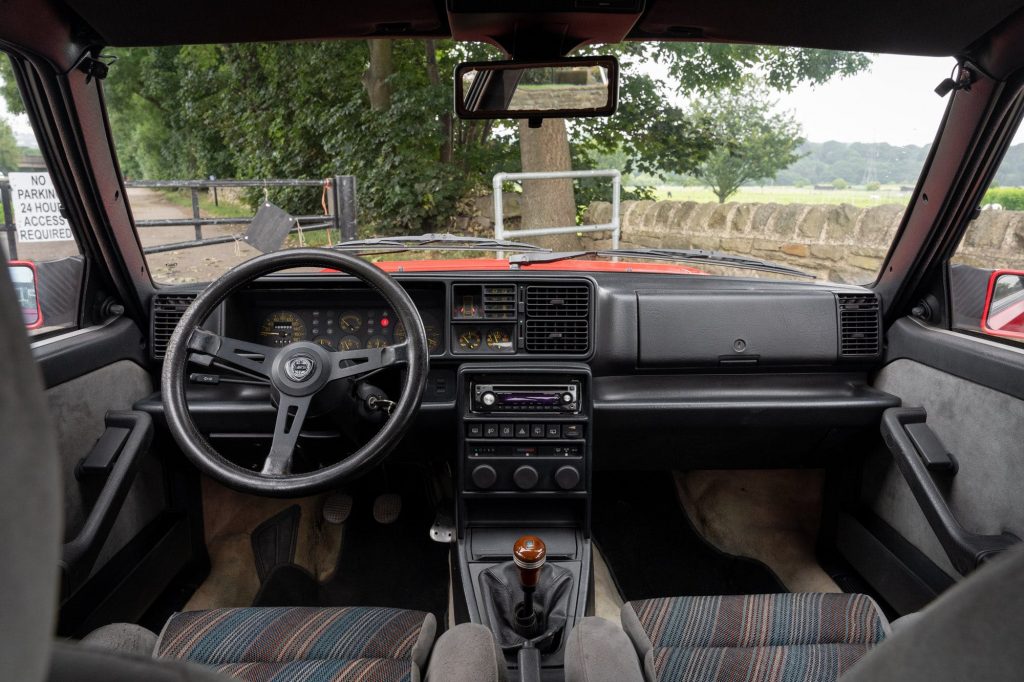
xmin=455 ymin=363 xmax=592 ymax=680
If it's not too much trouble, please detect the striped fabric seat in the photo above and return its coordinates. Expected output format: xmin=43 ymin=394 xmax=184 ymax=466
xmin=156 ymin=606 xmax=436 ymax=682
xmin=622 ymin=594 xmax=888 ymax=682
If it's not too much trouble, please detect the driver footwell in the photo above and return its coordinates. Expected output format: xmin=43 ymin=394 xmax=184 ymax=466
xmin=253 ymin=465 xmax=450 ymax=629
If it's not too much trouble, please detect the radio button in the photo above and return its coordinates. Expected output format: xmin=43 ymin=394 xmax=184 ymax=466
xmin=500 ymin=424 xmax=514 ymax=438
xmin=484 ymin=424 xmax=500 ymax=438
xmin=481 ymin=391 xmax=497 ymax=406
xmin=530 ymin=424 xmax=546 ymax=438
xmin=514 ymin=424 xmax=530 ymax=438
xmin=546 ymin=425 xmax=562 ymax=439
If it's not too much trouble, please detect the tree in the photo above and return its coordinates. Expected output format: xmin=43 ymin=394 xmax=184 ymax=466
xmin=680 ymin=84 xmax=804 ymax=203
xmin=0 ymin=118 xmax=18 ymax=173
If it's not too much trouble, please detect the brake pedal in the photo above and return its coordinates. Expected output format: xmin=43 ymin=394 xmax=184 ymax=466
xmin=322 ymin=493 xmax=353 ymax=525
xmin=373 ymin=493 xmax=402 ymax=524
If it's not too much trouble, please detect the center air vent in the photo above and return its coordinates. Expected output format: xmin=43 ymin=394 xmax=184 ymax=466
xmin=526 ymin=284 xmax=590 ymax=318
xmin=837 ymin=293 xmax=881 ymax=359
xmin=524 ymin=283 xmax=591 ymax=353
xmin=482 ymin=284 xmax=516 ymax=319
xmin=152 ymin=292 xmax=197 ymax=359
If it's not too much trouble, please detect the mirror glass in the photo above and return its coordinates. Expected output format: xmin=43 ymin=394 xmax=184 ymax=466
xmin=457 ymin=58 xmax=616 ymax=119
xmin=983 ymin=272 xmax=1024 ymax=338
xmin=8 ymin=263 xmax=41 ymax=328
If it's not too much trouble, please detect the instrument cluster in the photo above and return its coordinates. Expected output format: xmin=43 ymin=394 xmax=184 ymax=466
xmin=258 ymin=307 xmax=442 ymax=353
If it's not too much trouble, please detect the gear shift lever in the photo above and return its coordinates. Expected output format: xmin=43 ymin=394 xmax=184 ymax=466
xmin=513 ymin=535 xmax=547 ymax=635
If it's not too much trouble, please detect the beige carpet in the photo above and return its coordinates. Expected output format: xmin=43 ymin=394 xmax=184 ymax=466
xmin=675 ymin=469 xmax=841 ymax=593
xmin=184 ymin=477 xmax=343 ymax=611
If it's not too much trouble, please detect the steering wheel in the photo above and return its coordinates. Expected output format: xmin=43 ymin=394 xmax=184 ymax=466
xmin=161 ymin=249 xmax=429 ymax=497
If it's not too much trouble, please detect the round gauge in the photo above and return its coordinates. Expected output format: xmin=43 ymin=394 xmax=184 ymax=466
xmin=366 ymin=335 xmax=389 ymax=349
xmin=339 ymin=311 xmax=363 ymax=333
xmin=395 ymin=319 xmax=442 ymax=353
xmin=259 ymin=311 xmax=306 ymax=347
xmin=486 ymin=328 xmax=513 ymax=351
xmin=457 ymin=329 xmax=482 ymax=351
xmin=338 ymin=335 xmax=361 ymax=351
xmin=313 ymin=336 xmax=335 ymax=351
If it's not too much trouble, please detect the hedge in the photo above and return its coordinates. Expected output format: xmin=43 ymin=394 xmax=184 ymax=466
xmin=983 ymin=187 xmax=1024 ymax=210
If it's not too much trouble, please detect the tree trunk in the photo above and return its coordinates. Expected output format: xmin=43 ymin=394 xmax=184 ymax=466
xmin=363 ymin=40 xmax=393 ymax=112
xmin=518 ymin=119 xmax=580 ymax=250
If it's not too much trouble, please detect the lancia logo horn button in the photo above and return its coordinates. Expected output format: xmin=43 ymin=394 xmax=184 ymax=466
xmin=284 ymin=354 xmax=316 ymax=382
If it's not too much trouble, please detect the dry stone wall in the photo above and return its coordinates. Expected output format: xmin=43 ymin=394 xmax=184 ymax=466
xmin=580 ymin=200 xmax=1024 ymax=283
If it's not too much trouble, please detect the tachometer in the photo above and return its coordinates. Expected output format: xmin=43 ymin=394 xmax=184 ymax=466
xmin=259 ymin=311 xmax=306 ymax=347
xmin=339 ymin=311 xmax=363 ymax=333
xmin=395 ymin=318 xmax=442 ymax=353
xmin=457 ymin=329 xmax=482 ymax=351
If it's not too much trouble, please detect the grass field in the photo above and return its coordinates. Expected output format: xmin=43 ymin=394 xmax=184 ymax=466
xmin=645 ymin=185 xmax=912 ymax=208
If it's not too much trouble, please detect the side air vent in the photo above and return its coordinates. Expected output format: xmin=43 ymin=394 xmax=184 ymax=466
xmin=152 ymin=292 xmax=197 ymax=359
xmin=525 ymin=284 xmax=590 ymax=318
xmin=525 ymin=320 xmax=590 ymax=354
xmin=482 ymin=284 xmax=516 ymax=320
xmin=837 ymin=293 xmax=881 ymax=358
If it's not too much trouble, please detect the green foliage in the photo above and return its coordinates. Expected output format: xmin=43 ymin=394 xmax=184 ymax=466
xmin=866 ymin=180 xmax=881 ymax=191
xmin=831 ymin=177 xmax=848 ymax=189
xmin=0 ymin=117 xmax=18 ymax=173
xmin=982 ymin=187 xmax=1024 ymax=210
xmin=668 ymin=83 xmax=804 ymax=203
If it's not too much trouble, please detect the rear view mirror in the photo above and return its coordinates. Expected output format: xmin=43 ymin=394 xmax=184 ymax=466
xmin=8 ymin=260 xmax=42 ymax=330
xmin=981 ymin=270 xmax=1024 ymax=340
xmin=455 ymin=56 xmax=618 ymax=121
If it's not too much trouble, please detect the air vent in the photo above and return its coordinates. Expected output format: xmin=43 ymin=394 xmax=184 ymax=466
xmin=526 ymin=284 xmax=590 ymax=318
xmin=526 ymin=319 xmax=590 ymax=354
xmin=482 ymin=284 xmax=516 ymax=319
xmin=152 ymin=292 xmax=197 ymax=359
xmin=837 ymin=293 xmax=881 ymax=358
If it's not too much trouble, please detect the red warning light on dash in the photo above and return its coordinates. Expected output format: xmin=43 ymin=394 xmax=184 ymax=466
xmin=380 ymin=316 xmax=390 ymax=327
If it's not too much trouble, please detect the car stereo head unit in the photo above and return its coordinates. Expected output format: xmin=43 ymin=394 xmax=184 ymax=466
xmin=472 ymin=382 xmax=580 ymax=413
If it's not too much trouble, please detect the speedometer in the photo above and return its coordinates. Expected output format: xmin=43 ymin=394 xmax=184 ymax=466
xmin=259 ymin=311 xmax=307 ymax=347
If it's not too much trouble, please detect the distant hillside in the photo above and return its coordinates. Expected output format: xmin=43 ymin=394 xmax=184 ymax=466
xmin=774 ymin=141 xmax=1024 ymax=187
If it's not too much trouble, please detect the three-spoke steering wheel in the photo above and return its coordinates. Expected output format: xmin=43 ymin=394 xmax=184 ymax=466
xmin=161 ymin=249 xmax=429 ymax=497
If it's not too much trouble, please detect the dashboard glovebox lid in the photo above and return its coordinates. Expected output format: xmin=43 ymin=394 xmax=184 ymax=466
xmin=636 ymin=290 xmax=839 ymax=366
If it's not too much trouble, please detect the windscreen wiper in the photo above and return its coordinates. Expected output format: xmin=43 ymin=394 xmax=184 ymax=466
xmin=330 ymin=233 xmax=550 ymax=252
xmin=509 ymin=247 xmax=815 ymax=279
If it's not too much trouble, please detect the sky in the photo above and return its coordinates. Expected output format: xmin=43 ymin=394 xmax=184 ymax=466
xmin=3 ymin=52 xmax=1023 ymax=149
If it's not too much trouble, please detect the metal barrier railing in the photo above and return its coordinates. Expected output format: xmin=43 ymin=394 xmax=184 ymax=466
xmin=0 ymin=175 xmax=358 ymax=260
xmin=492 ymin=169 xmax=621 ymax=250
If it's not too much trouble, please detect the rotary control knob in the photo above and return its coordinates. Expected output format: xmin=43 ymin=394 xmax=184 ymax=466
xmin=480 ymin=391 xmax=497 ymax=407
xmin=561 ymin=392 xmax=574 ymax=404
xmin=513 ymin=465 xmax=540 ymax=490
xmin=554 ymin=465 xmax=581 ymax=490
xmin=471 ymin=464 xmax=498 ymax=490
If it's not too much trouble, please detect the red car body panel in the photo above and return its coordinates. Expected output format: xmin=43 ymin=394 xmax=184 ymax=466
xmin=325 ymin=258 xmax=705 ymax=275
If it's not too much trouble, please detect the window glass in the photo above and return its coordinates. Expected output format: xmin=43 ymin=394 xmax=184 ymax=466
xmin=950 ymin=121 xmax=1024 ymax=344
xmin=1 ymin=55 xmax=84 ymax=334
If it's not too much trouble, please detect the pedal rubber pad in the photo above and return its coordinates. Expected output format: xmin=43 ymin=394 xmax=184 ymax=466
xmin=373 ymin=494 xmax=402 ymax=525
xmin=322 ymin=493 xmax=353 ymax=525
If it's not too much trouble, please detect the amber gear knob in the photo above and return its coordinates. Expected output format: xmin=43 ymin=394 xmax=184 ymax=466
xmin=513 ymin=535 xmax=547 ymax=588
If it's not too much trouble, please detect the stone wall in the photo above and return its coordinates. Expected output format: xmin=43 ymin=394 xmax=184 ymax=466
xmin=581 ymin=200 xmax=1024 ymax=283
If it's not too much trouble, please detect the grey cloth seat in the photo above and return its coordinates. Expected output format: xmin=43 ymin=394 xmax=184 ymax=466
xmin=619 ymin=593 xmax=889 ymax=682
xmin=0 ymin=261 xmax=505 ymax=682
xmin=567 ymin=543 xmax=1024 ymax=682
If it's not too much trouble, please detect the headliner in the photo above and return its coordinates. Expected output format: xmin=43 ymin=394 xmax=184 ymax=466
xmin=51 ymin=0 xmax=1024 ymax=58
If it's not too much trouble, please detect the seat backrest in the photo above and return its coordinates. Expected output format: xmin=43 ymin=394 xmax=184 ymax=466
xmin=0 ymin=262 xmax=63 ymax=682
xmin=842 ymin=543 xmax=1024 ymax=682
